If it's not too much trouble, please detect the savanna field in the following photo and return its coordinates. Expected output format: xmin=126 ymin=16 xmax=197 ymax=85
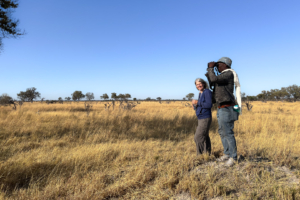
xmin=0 ymin=101 xmax=299 ymax=199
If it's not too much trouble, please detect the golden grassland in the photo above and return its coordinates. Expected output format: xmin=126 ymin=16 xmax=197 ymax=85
xmin=0 ymin=101 xmax=299 ymax=199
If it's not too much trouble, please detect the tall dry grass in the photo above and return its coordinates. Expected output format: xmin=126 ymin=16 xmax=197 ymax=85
xmin=0 ymin=101 xmax=299 ymax=199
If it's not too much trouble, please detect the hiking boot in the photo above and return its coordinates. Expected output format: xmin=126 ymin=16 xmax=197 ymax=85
xmin=216 ymin=154 xmax=230 ymax=162
xmin=225 ymin=158 xmax=236 ymax=167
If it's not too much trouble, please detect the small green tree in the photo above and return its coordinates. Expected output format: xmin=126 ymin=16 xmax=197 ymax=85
xmin=156 ymin=97 xmax=162 ymax=104
xmin=125 ymin=93 xmax=131 ymax=99
xmin=0 ymin=93 xmax=13 ymax=105
xmin=115 ymin=93 xmax=131 ymax=101
xmin=133 ymin=98 xmax=137 ymax=101
xmin=146 ymin=97 xmax=151 ymax=101
xmin=65 ymin=97 xmax=71 ymax=101
xmin=100 ymin=93 xmax=109 ymax=100
xmin=111 ymin=92 xmax=118 ymax=100
xmin=85 ymin=92 xmax=94 ymax=101
xmin=186 ymin=93 xmax=194 ymax=100
xmin=118 ymin=94 xmax=125 ymax=100
xmin=72 ymin=91 xmax=85 ymax=101
xmin=286 ymin=84 xmax=300 ymax=101
xmin=58 ymin=97 xmax=63 ymax=104
xmin=17 ymin=87 xmax=41 ymax=102
xmin=257 ymin=90 xmax=269 ymax=102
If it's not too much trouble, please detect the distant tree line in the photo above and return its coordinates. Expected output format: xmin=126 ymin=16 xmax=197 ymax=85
xmin=1 ymin=85 xmax=299 ymax=106
xmin=0 ymin=88 xmax=136 ymax=104
xmin=246 ymin=84 xmax=300 ymax=102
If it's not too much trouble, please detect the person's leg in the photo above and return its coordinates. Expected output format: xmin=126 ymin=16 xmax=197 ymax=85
xmin=194 ymin=126 xmax=201 ymax=155
xmin=218 ymin=107 xmax=237 ymax=160
xmin=217 ymin=108 xmax=230 ymax=156
xmin=194 ymin=118 xmax=211 ymax=155
xmin=206 ymin=118 xmax=212 ymax=154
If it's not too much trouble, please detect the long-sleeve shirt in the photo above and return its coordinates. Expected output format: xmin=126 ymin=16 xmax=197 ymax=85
xmin=196 ymin=89 xmax=212 ymax=119
xmin=205 ymin=68 xmax=235 ymax=105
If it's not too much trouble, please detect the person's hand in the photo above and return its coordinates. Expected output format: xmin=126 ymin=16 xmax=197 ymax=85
xmin=192 ymin=99 xmax=198 ymax=105
xmin=208 ymin=62 xmax=215 ymax=68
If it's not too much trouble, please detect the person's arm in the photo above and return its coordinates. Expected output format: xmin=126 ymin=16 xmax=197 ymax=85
xmin=199 ymin=90 xmax=212 ymax=108
xmin=206 ymin=68 xmax=233 ymax=84
xmin=192 ymin=99 xmax=197 ymax=110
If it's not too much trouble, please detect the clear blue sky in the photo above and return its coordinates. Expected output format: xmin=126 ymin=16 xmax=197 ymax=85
xmin=1 ymin=0 xmax=300 ymax=100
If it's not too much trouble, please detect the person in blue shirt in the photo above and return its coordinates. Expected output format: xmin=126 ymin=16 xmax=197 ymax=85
xmin=192 ymin=78 xmax=213 ymax=155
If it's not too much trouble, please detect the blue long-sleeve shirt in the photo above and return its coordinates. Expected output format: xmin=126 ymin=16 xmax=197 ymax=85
xmin=196 ymin=89 xmax=212 ymax=119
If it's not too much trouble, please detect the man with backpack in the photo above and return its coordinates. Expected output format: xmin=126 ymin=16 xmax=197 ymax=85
xmin=205 ymin=57 xmax=242 ymax=167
